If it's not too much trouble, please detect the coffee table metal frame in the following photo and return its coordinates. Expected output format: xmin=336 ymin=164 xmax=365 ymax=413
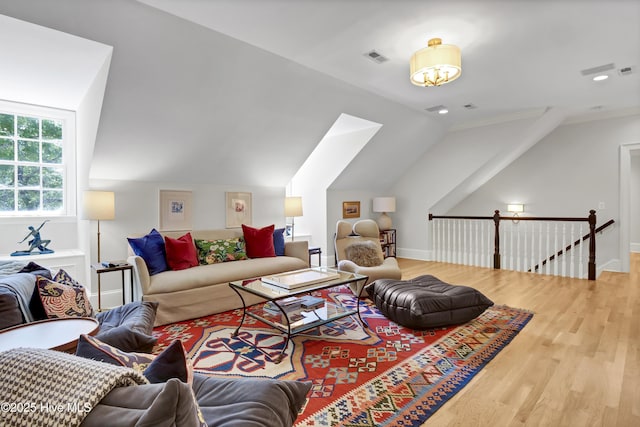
xmin=229 ymin=267 xmax=368 ymax=363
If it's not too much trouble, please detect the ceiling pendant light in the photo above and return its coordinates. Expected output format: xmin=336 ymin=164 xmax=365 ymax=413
xmin=410 ymin=38 xmax=461 ymax=87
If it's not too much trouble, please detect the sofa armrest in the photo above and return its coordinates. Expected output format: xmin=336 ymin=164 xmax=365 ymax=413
xmin=284 ymin=240 xmax=309 ymax=266
xmin=127 ymin=255 xmax=151 ymax=298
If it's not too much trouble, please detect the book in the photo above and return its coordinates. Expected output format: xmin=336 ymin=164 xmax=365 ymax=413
xmin=262 ymin=269 xmax=340 ymax=289
xmin=300 ymin=295 xmax=324 ymax=309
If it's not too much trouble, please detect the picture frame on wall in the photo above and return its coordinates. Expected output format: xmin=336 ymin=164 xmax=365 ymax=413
xmin=226 ymin=192 xmax=252 ymax=228
xmin=159 ymin=190 xmax=192 ymax=231
xmin=342 ymin=201 xmax=361 ymax=218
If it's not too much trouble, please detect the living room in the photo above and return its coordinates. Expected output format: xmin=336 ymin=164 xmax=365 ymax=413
xmin=0 ymin=0 xmax=639 ymax=425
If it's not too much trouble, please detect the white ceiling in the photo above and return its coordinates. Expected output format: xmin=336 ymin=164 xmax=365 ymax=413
xmin=138 ymin=0 xmax=640 ymax=129
xmin=0 ymin=14 xmax=112 ymax=111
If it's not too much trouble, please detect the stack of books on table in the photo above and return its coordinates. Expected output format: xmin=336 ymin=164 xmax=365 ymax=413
xmin=261 ymin=296 xmax=329 ymax=329
xmin=263 ymin=297 xmax=302 ymax=316
xmin=300 ymin=295 xmax=324 ymax=309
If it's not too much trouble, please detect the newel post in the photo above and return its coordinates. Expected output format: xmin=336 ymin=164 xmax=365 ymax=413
xmin=493 ymin=210 xmax=501 ymax=269
xmin=588 ymin=209 xmax=596 ymax=280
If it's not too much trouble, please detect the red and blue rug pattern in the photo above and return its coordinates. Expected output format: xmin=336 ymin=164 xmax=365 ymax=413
xmin=153 ymin=287 xmax=533 ymax=426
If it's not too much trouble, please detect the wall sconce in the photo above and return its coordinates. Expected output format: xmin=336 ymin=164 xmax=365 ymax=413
xmin=507 ymin=203 xmax=524 ymax=222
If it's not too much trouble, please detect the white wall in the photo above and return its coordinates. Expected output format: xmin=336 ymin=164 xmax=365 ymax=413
xmin=291 ymin=115 xmax=382 ymax=262
xmin=446 ymin=113 xmax=640 ymax=270
xmin=631 ymin=153 xmax=640 ymax=252
xmin=389 ymin=115 xmax=538 ymax=259
xmin=80 ymin=179 xmax=284 ymax=306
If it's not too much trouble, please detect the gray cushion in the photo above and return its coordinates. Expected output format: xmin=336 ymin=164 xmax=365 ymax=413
xmin=366 ymin=275 xmax=493 ymax=329
xmin=95 ymin=301 xmax=158 ymax=353
xmin=0 ymin=288 xmax=23 ymax=330
xmin=82 ymin=373 xmax=311 ymax=427
xmin=81 ymin=378 xmax=204 ymax=427
xmin=192 ymin=374 xmax=311 ymax=427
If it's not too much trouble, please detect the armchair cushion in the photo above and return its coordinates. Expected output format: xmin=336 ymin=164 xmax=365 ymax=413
xmin=344 ymin=241 xmax=383 ymax=267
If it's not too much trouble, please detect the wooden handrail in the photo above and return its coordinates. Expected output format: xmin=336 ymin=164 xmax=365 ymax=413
xmin=428 ymin=209 xmax=609 ymax=280
xmin=529 ymin=219 xmax=615 ymax=273
xmin=429 ymin=213 xmax=591 ymax=222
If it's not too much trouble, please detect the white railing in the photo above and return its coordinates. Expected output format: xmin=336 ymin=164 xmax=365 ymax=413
xmin=428 ymin=210 xmax=612 ymax=280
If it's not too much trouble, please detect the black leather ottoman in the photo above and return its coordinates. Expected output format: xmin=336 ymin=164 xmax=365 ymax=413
xmin=365 ymin=275 xmax=493 ymax=329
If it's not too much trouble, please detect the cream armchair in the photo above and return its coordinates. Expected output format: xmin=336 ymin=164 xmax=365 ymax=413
xmin=334 ymin=219 xmax=402 ymax=296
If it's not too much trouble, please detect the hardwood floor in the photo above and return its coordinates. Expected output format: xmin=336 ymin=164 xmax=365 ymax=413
xmin=393 ymin=253 xmax=640 ymax=427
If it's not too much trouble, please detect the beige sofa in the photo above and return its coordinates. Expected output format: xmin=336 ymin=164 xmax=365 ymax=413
xmin=128 ymin=229 xmax=309 ymax=325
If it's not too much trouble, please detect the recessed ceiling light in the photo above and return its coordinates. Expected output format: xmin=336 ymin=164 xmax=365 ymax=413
xmin=592 ymin=75 xmax=609 ymax=81
xmin=438 ymin=108 xmax=449 ymax=115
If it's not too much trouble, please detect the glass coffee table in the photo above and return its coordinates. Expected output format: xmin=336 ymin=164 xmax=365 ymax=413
xmin=229 ymin=267 xmax=368 ymax=363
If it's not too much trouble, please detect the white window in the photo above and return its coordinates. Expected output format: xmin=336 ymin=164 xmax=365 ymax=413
xmin=0 ymin=102 xmax=76 ymax=217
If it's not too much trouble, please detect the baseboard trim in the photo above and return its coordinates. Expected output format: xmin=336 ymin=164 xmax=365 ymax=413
xmin=631 ymin=243 xmax=640 ymax=253
xmin=397 ymin=248 xmax=431 ymax=261
xmin=598 ymin=258 xmax=621 ymax=275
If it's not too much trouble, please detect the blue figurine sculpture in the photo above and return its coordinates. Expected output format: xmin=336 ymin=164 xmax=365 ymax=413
xmin=11 ymin=221 xmax=55 ymax=256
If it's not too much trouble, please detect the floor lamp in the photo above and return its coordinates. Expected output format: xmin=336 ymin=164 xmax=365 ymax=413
xmin=284 ymin=196 xmax=303 ymax=241
xmin=83 ymin=190 xmax=115 ymax=311
xmin=83 ymin=190 xmax=115 ymax=263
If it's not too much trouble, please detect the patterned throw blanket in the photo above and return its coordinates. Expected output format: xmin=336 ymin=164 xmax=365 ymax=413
xmin=0 ymin=348 xmax=148 ymax=427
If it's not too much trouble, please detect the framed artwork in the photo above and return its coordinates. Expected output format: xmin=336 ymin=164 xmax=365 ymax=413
xmin=342 ymin=201 xmax=361 ymax=218
xmin=159 ymin=190 xmax=192 ymax=231
xmin=226 ymin=192 xmax=252 ymax=228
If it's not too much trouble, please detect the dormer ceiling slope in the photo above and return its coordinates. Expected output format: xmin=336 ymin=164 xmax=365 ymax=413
xmin=0 ymin=0 xmax=638 ymax=189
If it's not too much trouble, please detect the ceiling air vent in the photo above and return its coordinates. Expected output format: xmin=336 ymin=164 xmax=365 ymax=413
xmin=364 ymin=50 xmax=388 ymax=64
xmin=580 ymin=63 xmax=615 ymax=76
xmin=618 ymin=66 xmax=634 ymax=76
xmin=463 ymin=103 xmax=477 ymax=110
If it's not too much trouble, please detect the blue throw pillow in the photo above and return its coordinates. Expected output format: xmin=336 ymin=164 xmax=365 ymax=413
xmin=127 ymin=229 xmax=168 ymax=275
xmin=273 ymin=227 xmax=285 ymax=256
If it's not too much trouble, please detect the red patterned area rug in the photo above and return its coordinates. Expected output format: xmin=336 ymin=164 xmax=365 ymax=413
xmin=153 ymin=287 xmax=533 ymax=426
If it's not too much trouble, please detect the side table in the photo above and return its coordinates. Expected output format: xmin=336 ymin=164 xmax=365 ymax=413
xmin=308 ymin=246 xmax=322 ymax=266
xmin=91 ymin=262 xmax=134 ymax=311
xmin=0 ymin=317 xmax=100 ymax=353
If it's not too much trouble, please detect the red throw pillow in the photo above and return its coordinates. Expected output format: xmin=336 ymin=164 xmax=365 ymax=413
xmin=164 ymin=232 xmax=199 ymax=270
xmin=242 ymin=224 xmax=276 ymax=258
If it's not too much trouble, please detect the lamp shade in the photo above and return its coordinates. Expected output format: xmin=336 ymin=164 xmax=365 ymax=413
xmin=83 ymin=191 xmax=115 ymax=220
xmin=373 ymin=197 xmax=396 ymax=213
xmin=410 ymin=38 xmax=461 ymax=87
xmin=284 ymin=196 xmax=303 ymax=217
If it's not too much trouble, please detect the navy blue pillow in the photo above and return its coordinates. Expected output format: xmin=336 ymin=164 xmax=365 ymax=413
xmin=273 ymin=227 xmax=285 ymax=256
xmin=127 ymin=229 xmax=168 ymax=275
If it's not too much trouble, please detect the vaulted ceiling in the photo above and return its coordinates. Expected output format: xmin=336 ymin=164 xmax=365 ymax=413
xmin=138 ymin=0 xmax=640 ymax=128
xmin=1 ymin=0 xmax=638 ymax=191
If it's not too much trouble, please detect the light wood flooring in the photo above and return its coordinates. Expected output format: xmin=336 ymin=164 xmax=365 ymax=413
xmin=392 ymin=253 xmax=640 ymax=427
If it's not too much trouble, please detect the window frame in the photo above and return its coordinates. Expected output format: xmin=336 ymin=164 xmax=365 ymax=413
xmin=0 ymin=101 xmax=76 ymax=218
